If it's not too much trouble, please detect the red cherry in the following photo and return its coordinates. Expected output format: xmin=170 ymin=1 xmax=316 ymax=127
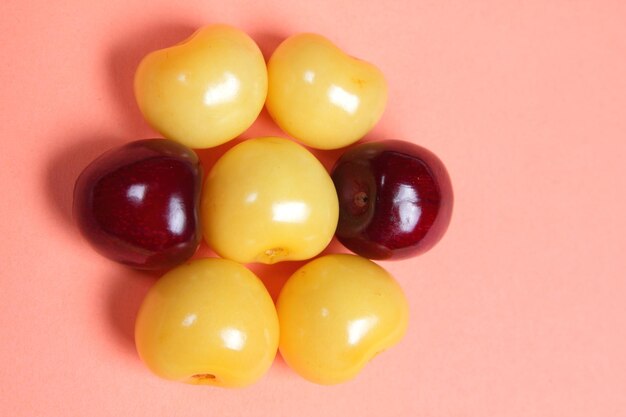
xmin=73 ymin=139 xmax=202 ymax=269
xmin=332 ymin=140 xmax=453 ymax=260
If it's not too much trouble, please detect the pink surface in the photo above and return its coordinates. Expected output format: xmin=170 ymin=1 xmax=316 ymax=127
xmin=1 ymin=1 xmax=626 ymax=415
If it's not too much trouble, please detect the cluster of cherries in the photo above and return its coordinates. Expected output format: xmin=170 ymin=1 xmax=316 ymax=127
xmin=73 ymin=25 xmax=453 ymax=387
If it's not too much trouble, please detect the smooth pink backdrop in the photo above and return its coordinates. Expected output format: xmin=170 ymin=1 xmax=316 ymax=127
xmin=1 ymin=1 xmax=625 ymax=416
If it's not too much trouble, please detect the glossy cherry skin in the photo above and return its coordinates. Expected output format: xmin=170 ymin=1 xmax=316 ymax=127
xmin=135 ymin=258 xmax=279 ymax=387
xmin=134 ymin=25 xmax=267 ymax=149
xmin=73 ymin=139 xmax=202 ymax=269
xmin=277 ymin=254 xmax=408 ymax=385
xmin=331 ymin=140 xmax=453 ymax=260
xmin=266 ymin=33 xmax=387 ymax=150
xmin=201 ymin=137 xmax=338 ymax=264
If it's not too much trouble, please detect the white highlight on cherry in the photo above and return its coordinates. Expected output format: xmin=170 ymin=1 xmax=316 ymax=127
xmin=394 ymin=184 xmax=421 ymax=233
xmin=347 ymin=316 xmax=379 ymax=346
xmin=220 ymin=327 xmax=247 ymax=351
xmin=272 ymin=201 xmax=310 ymax=223
xmin=245 ymin=192 xmax=258 ymax=204
xmin=327 ymin=85 xmax=359 ymax=114
xmin=167 ymin=196 xmax=186 ymax=235
xmin=127 ymin=184 xmax=147 ymax=203
xmin=181 ymin=313 xmax=197 ymax=327
xmin=303 ymin=70 xmax=316 ymax=84
xmin=203 ymin=72 xmax=241 ymax=106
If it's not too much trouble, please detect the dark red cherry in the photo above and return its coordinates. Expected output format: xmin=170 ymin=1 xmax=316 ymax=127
xmin=73 ymin=139 xmax=203 ymax=269
xmin=331 ymin=140 xmax=453 ymax=260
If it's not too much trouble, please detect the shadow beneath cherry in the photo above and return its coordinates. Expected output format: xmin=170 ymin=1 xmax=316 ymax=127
xmin=248 ymin=238 xmax=349 ymax=303
xmin=312 ymin=147 xmax=346 ymax=172
xmin=106 ymin=267 xmax=160 ymax=356
xmin=249 ymin=260 xmax=305 ymax=303
xmin=321 ymin=237 xmax=350 ymax=256
xmin=194 ymin=137 xmax=247 ymax=180
xmin=250 ymin=30 xmax=286 ymax=62
xmin=271 ymin=349 xmax=290 ymax=375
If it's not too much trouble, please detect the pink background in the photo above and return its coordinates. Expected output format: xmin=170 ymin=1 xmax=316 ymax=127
xmin=1 ymin=1 xmax=625 ymax=416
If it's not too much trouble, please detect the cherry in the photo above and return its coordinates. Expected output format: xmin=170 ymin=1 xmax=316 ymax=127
xmin=331 ymin=140 xmax=453 ymax=260
xmin=73 ymin=139 xmax=202 ymax=269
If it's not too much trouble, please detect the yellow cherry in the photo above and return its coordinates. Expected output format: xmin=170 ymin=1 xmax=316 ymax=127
xmin=201 ymin=137 xmax=338 ymax=264
xmin=266 ymin=33 xmax=387 ymax=150
xmin=134 ymin=24 xmax=267 ymax=149
xmin=134 ymin=258 xmax=279 ymax=387
xmin=276 ymin=254 xmax=409 ymax=385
